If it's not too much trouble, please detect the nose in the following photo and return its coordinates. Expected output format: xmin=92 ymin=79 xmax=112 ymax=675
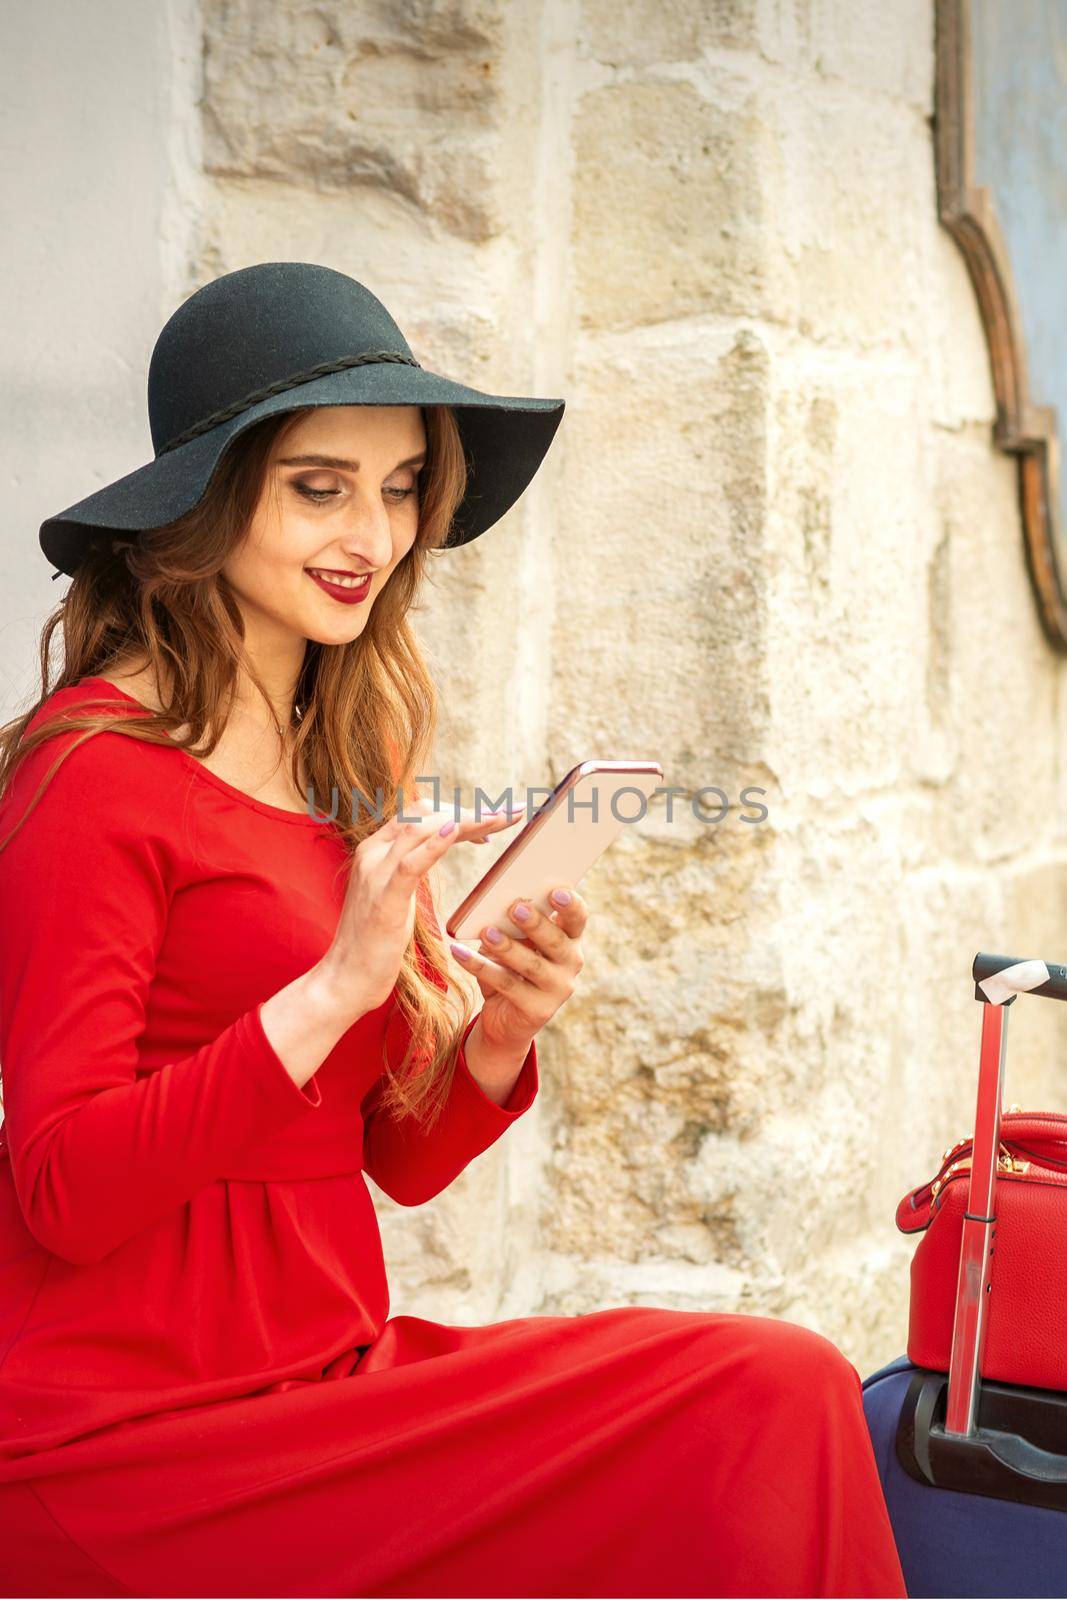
xmin=335 ymin=490 xmax=397 ymax=570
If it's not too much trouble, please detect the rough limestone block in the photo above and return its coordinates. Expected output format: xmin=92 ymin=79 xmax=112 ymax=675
xmin=578 ymin=0 xmax=759 ymax=64
xmin=551 ymin=322 xmax=773 ymax=775
xmin=202 ymin=0 xmax=518 ymax=242
xmin=756 ymin=79 xmax=935 ymax=350
xmin=759 ymin=0 xmax=934 ymax=110
xmin=572 ymin=79 xmax=769 ymax=329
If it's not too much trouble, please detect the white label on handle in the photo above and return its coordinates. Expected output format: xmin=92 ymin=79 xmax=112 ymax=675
xmin=977 ymin=959 xmax=1050 ymax=1006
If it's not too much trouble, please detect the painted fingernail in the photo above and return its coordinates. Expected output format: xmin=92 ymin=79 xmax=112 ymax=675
xmin=451 ymin=942 xmax=471 ymax=960
xmin=512 ymin=903 xmax=531 ymax=921
xmin=551 ymin=889 xmax=572 ymax=906
xmin=485 ymin=926 xmax=504 ymax=943
xmin=439 ymin=820 xmax=456 ymax=836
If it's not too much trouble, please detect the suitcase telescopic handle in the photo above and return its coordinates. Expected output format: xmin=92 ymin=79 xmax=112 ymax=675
xmin=944 ymin=952 xmax=1067 ymax=1440
xmin=972 ymin=952 xmax=1067 ymax=1004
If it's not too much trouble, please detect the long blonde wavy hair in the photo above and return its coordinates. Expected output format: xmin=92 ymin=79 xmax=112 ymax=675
xmin=0 ymin=403 xmax=479 ymax=1132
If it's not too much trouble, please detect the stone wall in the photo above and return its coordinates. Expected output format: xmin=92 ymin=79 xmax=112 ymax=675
xmin=7 ymin=0 xmax=1067 ymax=1376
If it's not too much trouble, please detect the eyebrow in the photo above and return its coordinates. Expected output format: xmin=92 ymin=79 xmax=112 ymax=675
xmin=276 ymin=451 xmax=428 ymax=471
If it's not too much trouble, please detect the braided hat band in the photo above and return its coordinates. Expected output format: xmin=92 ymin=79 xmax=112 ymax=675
xmin=156 ymin=351 xmax=423 ymax=456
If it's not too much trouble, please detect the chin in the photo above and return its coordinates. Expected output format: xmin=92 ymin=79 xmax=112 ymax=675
xmin=302 ymin=614 xmax=370 ymax=647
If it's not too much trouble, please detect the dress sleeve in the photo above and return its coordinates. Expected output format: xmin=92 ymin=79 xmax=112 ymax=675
xmin=360 ymin=881 xmax=539 ymax=1206
xmin=0 ymin=717 xmax=322 ymax=1266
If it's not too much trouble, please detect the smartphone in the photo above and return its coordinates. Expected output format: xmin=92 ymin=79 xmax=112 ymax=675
xmin=445 ymin=760 xmax=663 ymax=942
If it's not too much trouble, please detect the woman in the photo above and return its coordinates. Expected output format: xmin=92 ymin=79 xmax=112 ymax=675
xmin=0 ymin=263 xmax=906 ymax=1598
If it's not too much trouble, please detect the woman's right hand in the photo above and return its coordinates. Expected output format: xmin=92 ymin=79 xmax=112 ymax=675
xmin=317 ymin=797 xmax=524 ymax=1020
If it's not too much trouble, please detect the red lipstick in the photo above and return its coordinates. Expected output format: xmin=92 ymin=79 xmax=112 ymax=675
xmin=305 ymin=568 xmax=372 ymax=605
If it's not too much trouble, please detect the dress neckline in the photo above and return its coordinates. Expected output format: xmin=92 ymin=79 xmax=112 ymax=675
xmin=76 ymin=676 xmax=337 ymax=829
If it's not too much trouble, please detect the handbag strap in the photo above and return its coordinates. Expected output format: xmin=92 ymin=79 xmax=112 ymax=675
xmin=895 ymin=1110 xmax=1067 ymax=1234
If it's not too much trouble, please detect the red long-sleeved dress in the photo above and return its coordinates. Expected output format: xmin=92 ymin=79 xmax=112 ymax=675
xmin=0 ymin=677 xmax=906 ymax=1599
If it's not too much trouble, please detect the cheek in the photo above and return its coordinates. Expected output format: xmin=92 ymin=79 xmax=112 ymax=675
xmin=255 ymin=503 xmax=325 ymax=569
xmin=394 ymin=517 xmax=420 ymax=566
xmin=225 ymin=521 xmax=316 ymax=605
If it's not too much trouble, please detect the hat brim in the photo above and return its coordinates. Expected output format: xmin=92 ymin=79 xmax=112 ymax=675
xmin=39 ymin=364 xmax=565 ymax=578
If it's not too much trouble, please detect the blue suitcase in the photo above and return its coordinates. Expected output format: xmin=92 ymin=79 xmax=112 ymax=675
xmin=862 ymin=1355 xmax=1067 ymax=1597
xmin=861 ymin=954 xmax=1067 ymax=1598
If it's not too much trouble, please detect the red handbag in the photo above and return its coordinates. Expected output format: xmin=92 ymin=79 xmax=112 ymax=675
xmin=897 ymin=1108 xmax=1067 ymax=1392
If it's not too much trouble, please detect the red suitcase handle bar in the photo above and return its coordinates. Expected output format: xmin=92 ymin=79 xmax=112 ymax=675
xmin=947 ymin=954 xmax=1067 ymax=1436
xmin=944 ymin=954 xmax=1067 ymax=1436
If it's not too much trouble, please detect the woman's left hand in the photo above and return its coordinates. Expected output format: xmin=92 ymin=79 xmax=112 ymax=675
xmin=451 ymin=886 xmax=587 ymax=1052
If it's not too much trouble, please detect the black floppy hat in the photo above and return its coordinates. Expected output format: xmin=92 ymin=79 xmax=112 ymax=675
xmin=40 ymin=261 xmax=566 ymax=580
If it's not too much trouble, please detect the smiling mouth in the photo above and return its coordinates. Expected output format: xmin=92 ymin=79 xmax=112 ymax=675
xmin=305 ymin=568 xmax=373 ymax=605
xmin=305 ymin=568 xmax=371 ymax=589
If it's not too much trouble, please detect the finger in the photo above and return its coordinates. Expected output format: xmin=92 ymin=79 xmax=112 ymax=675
xmin=384 ymin=805 xmax=521 ymax=882
xmin=465 ymin=808 xmax=525 ymax=842
xmin=448 ymin=941 xmax=551 ymax=1016
xmin=382 ymin=809 xmax=474 ymax=878
xmin=427 ymin=811 xmax=522 ymax=852
xmin=390 ymin=797 xmax=520 ymax=833
xmin=492 ymin=896 xmax=580 ymax=961
xmin=383 ymin=801 xmax=497 ymax=849
xmin=470 ymin=922 xmax=570 ymax=995
xmin=424 ymin=805 xmax=523 ymax=842
xmin=541 ymin=887 xmax=588 ymax=936
xmin=471 ymin=807 xmax=526 ymax=842
xmin=380 ymin=803 xmax=524 ymax=880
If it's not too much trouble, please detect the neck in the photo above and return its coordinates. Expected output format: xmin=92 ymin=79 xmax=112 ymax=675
xmin=231 ymin=612 xmax=307 ymax=731
xmin=230 ymin=667 xmax=301 ymax=728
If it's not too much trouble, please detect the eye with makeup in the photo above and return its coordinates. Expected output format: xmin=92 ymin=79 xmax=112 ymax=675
xmin=293 ymin=479 xmax=418 ymax=505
